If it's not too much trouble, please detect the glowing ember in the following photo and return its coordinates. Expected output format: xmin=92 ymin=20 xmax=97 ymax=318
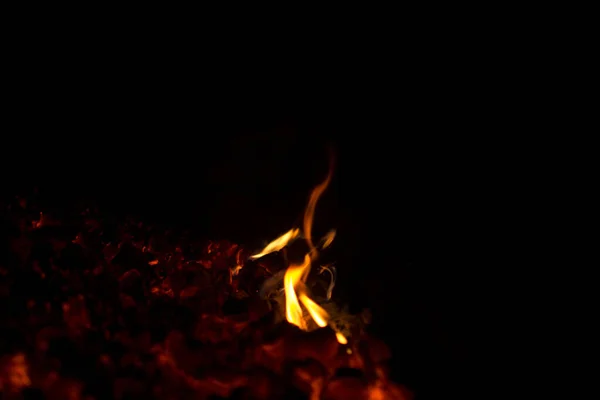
xmin=1 ymin=353 xmax=31 ymax=392
xmin=250 ymin=161 xmax=347 ymax=344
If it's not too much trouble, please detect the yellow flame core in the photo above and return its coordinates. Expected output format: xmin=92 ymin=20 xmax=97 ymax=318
xmin=284 ymin=255 xmax=309 ymax=330
xmin=298 ymin=293 xmax=329 ymax=327
xmin=250 ymin=161 xmax=347 ymax=345
xmin=285 ymin=253 xmax=332 ymax=332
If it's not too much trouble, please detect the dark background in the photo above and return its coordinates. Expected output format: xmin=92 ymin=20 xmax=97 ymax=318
xmin=1 ymin=61 xmax=520 ymax=398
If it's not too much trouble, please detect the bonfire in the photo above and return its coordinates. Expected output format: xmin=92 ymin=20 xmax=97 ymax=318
xmin=0 ymin=161 xmax=411 ymax=399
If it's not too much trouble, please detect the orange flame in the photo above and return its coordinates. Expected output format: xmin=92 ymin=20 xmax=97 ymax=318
xmin=251 ymin=158 xmax=347 ymax=344
xmin=335 ymin=331 xmax=348 ymax=344
xmin=283 ymin=255 xmax=310 ymax=330
xmin=303 ymin=164 xmax=333 ymax=256
xmin=320 ymin=229 xmax=336 ymax=250
xmin=249 ymin=228 xmax=300 ymax=260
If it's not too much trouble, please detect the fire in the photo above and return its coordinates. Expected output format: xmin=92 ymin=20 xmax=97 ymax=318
xmin=283 ymin=254 xmax=330 ymax=331
xmin=249 ymin=228 xmax=300 ymax=260
xmin=250 ymin=161 xmax=347 ymax=344
xmin=303 ymin=165 xmax=333 ymax=256
xmin=320 ymin=229 xmax=336 ymax=250
xmin=283 ymin=256 xmax=308 ymax=329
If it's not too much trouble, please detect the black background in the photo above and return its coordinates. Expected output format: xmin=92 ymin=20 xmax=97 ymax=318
xmin=1 ymin=54 xmax=522 ymax=398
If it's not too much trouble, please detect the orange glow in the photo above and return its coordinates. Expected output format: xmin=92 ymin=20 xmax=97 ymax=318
xmin=6 ymin=353 xmax=31 ymax=390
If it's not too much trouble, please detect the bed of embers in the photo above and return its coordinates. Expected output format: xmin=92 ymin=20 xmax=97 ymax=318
xmin=0 ymin=187 xmax=412 ymax=399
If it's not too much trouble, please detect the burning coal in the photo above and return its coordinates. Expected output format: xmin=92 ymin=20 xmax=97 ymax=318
xmin=0 ymin=167 xmax=412 ymax=399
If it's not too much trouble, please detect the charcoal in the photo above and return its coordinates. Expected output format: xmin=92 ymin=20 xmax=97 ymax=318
xmin=322 ymin=377 xmax=369 ymax=400
xmin=361 ymin=334 xmax=392 ymax=364
xmin=56 ymin=242 xmax=91 ymax=271
xmin=119 ymin=269 xmax=145 ymax=302
xmin=231 ymin=381 xmax=307 ymax=400
xmin=288 ymin=358 xmax=327 ymax=397
xmin=0 ymin=192 xmax=410 ymax=399
xmin=222 ymin=296 xmax=248 ymax=315
xmin=333 ymin=367 xmax=364 ymax=378
xmin=324 ymin=375 xmax=412 ymax=400
xmin=111 ymin=243 xmax=147 ymax=271
xmin=29 ymin=239 xmax=54 ymax=268
xmin=246 ymin=295 xmax=271 ymax=321
xmin=21 ymin=387 xmax=45 ymax=400
xmin=285 ymin=327 xmax=341 ymax=370
xmin=10 ymin=235 xmax=32 ymax=265
xmin=1 ymin=328 xmax=28 ymax=354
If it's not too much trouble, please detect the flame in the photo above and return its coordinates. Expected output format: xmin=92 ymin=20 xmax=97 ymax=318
xmin=303 ymin=166 xmax=333 ymax=256
xmin=252 ymin=158 xmax=347 ymax=345
xmin=298 ymin=292 xmax=329 ymax=327
xmin=249 ymin=228 xmax=300 ymax=260
xmin=284 ymin=255 xmax=330 ymax=330
xmin=320 ymin=229 xmax=336 ymax=249
xmin=335 ymin=331 xmax=348 ymax=345
xmin=283 ymin=255 xmax=309 ymax=330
